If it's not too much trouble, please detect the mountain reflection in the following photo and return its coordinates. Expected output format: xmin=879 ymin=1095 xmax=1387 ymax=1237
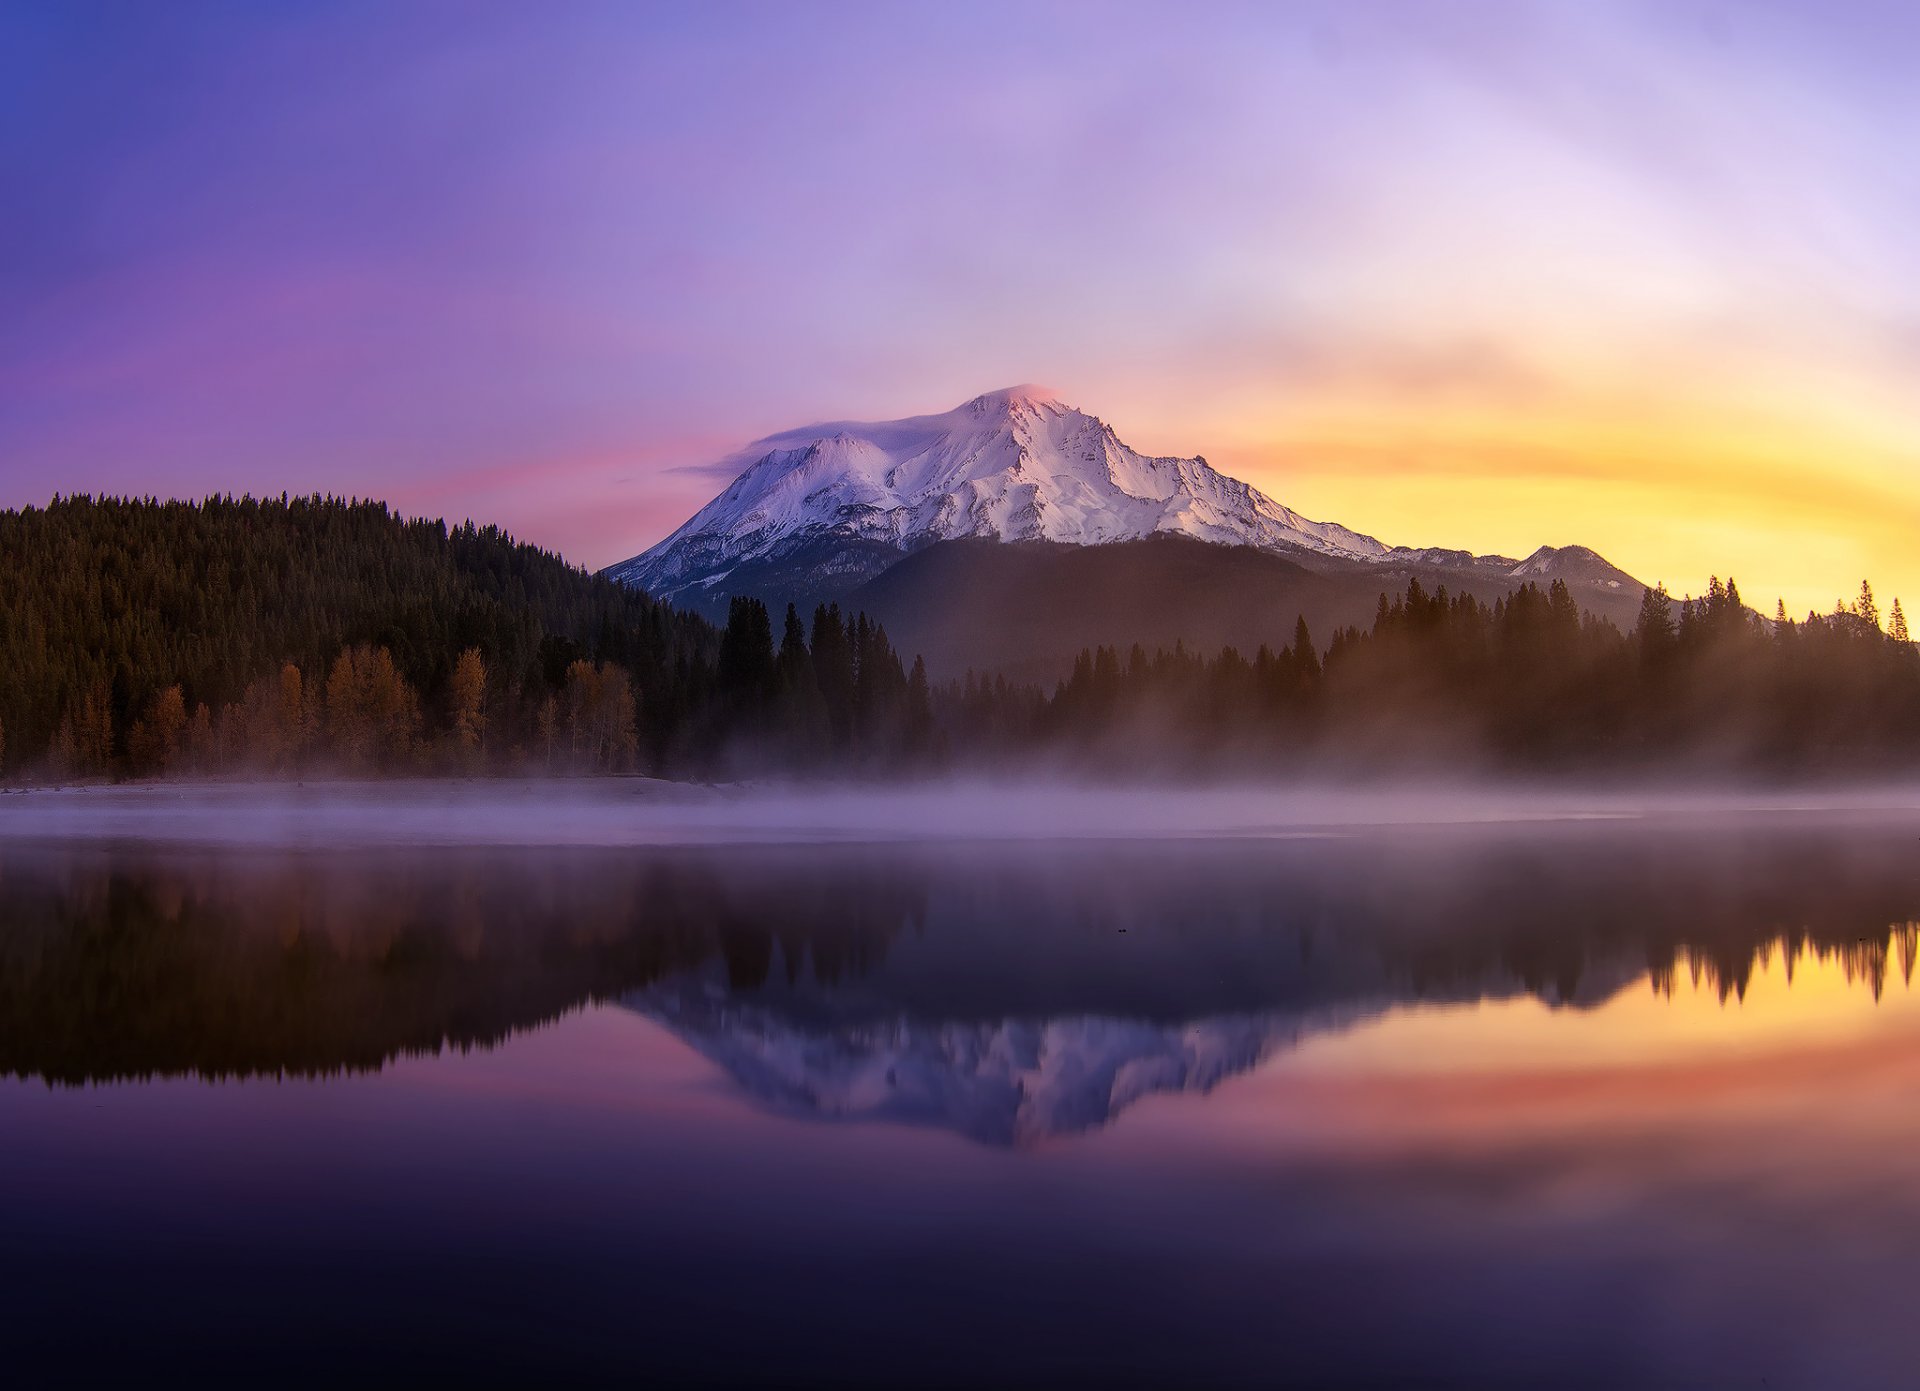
xmin=632 ymin=984 xmax=1340 ymax=1146
xmin=6 ymin=824 xmax=1920 ymax=1143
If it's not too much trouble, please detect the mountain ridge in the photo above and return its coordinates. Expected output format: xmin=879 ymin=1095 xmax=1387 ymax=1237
xmin=604 ymin=389 xmax=1648 ymax=678
xmin=611 ymin=386 xmax=1638 ymax=609
xmin=846 ymin=534 xmax=1647 ymax=683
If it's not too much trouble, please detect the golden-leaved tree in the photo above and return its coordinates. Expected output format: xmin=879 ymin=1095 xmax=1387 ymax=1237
xmin=325 ymin=645 xmax=420 ymax=770
xmin=563 ymin=660 xmax=637 ymax=771
xmin=448 ymin=648 xmax=488 ymax=770
xmin=127 ymin=685 xmax=188 ymax=775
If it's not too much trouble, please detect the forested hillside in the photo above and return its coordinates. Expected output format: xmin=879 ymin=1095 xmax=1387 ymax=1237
xmin=840 ymin=534 xmax=1646 ymax=684
xmin=941 ymin=576 xmax=1920 ymax=774
xmin=2 ymin=496 xmax=1915 ymax=782
xmin=0 ymin=496 xmax=928 ymax=779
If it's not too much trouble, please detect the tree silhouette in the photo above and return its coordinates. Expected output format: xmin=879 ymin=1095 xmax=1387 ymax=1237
xmin=4 ymin=494 xmax=1918 ymax=781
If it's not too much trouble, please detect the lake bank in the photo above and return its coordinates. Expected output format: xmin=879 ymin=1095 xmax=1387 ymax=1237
xmin=6 ymin=776 xmax=1920 ymax=847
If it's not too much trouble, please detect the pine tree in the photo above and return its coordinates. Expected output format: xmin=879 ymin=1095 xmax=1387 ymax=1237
xmin=1635 ymin=585 xmax=1676 ymax=667
xmin=1547 ymin=579 xmax=1582 ymax=644
xmin=905 ymin=656 xmax=933 ymax=756
xmin=773 ymin=603 xmax=827 ymax=760
xmin=1858 ymin=581 xmax=1881 ymax=630
xmin=1289 ymin=617 xmax=1318 ymax=682
xmin=810 ymin=605 xmax=854 ymax=747
xmin=717 ymin=597 xmax=775 ymax=708
xmin=1892 ymin=598 xmax=1910 ymax=644
xmin=776 ymin=604 xmax=811 ymax=689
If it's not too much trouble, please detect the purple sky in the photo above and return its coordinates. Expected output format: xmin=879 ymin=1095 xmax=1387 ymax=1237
xmin=5 ymin=1 xmax=1920 ymax=609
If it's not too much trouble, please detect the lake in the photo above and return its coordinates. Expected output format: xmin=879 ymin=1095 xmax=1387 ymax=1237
xmin=5 ymin=789 xmax=1920 ymax=1387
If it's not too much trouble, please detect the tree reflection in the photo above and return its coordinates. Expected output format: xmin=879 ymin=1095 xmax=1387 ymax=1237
xmin=0 ymin=846 xmax=922 ymax=1085
xmin=5 ymin=825 xmax=1920 ymax=1110
xmin=1649 ymin=923 xmax=1920 ymax=1003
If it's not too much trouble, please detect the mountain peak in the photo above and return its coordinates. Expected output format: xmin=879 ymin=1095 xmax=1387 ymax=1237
xmin=1508 ymin=543 xmax=1638 ymax=591
xmin=604 ymin=389 xmax=1638 ymax=625
xmin=607 ymin=388 xmax=1391 ymax=608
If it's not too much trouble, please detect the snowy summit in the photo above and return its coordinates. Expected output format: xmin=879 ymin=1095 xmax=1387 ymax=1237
xmin=608 ymin=386 xmax=1390 ymax=606
xmin=607 ymin=386 xmax=1642 ymax=620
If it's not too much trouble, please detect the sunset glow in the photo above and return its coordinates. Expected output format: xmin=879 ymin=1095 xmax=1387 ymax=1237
xmin=6 ymin=1 xmax=1918 ymax=613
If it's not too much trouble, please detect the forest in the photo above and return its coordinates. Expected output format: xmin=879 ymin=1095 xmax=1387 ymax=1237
xmin=0 ymin=494 xmax=928 ymax=780
xmin=1 ymin=494 xmax=1917 ymax=781
xmin=968 ymin=575 xmax=1920 ymax=775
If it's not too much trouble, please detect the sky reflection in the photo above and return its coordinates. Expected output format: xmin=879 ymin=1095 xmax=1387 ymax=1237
xmin=6 ymin=827 xmax=1920 ymax=1385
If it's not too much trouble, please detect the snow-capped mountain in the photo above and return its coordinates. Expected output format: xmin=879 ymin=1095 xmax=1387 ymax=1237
xmin=625 ymin=945 xmax=1647 ymax=1147
xmin=610 ymin=385 xmax=1399 ymax=607
xmin=627 ymin=978 xmax=1350 ymax=1147
xmin=606 ymin=386 xmax=1644 ymax=649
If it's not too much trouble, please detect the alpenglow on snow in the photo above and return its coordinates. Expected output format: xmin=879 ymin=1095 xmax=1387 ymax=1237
xmin=606 ymin=385 xmax=1629 ymax=610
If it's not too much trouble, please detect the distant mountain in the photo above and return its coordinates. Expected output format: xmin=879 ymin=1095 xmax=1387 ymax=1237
xmin=607 ymin=387 xmax=1645 ymax=673
xmin=848 ymin=535 xmax=1645 ymax=683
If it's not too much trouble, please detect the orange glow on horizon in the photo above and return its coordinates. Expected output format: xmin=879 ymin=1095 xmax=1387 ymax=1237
xmin=1109 ymin=371 xmax=1920 ymax=622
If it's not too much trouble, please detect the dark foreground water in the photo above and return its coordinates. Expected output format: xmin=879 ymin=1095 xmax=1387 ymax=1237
xmin=6 ymin=812 xmax=1920 ymax=1387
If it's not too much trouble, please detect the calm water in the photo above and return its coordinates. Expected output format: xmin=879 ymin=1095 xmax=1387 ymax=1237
xmin=6 ymin=813 xmax=1920 ymax=1387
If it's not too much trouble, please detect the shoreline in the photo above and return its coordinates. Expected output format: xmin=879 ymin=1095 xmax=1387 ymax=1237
xmin=4 ymin=777 xmax=1920 ymax=848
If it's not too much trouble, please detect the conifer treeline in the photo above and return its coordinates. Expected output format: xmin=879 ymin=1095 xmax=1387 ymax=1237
xmin=935 ymin=575 xmax=1920 ymax=773
xmin=4 ymin=496 xmax=1918 ymax=780
xmin=0 ymin=495 xmax=927 ymax=779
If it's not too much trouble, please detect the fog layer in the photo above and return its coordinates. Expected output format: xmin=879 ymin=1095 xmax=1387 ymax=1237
xmin=6 ymin=778 xmax=1920 ymax=847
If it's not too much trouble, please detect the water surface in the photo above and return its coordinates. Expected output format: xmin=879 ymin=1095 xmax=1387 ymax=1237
xmin=5 ymin=811 xmax=1920 ymax=1387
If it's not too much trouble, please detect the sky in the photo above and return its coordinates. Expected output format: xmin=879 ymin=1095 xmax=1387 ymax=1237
xmin=4 ymin=0 xmax=1919 ymax=616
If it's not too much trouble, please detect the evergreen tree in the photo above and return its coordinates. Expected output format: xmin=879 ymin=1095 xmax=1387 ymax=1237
xmin=906 ymin=655 xmax=933 ymax=757
xmin=776 ymin=605 xmax=811 ymax=690
xmin=1293 ymin=617 xmax=1320 ymax=681
xmin=774 ymin=603 xmax=828 ymax=757
xmin=1636 ymin=585 xmax=1676 ymax=666
xmin=810 ymin=604 xmax=855 ymax=747
xmin=716 ymin=597 xmax=776 ymax=709
xmin=1859 ymin=580 xmax=1881 ymax=630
